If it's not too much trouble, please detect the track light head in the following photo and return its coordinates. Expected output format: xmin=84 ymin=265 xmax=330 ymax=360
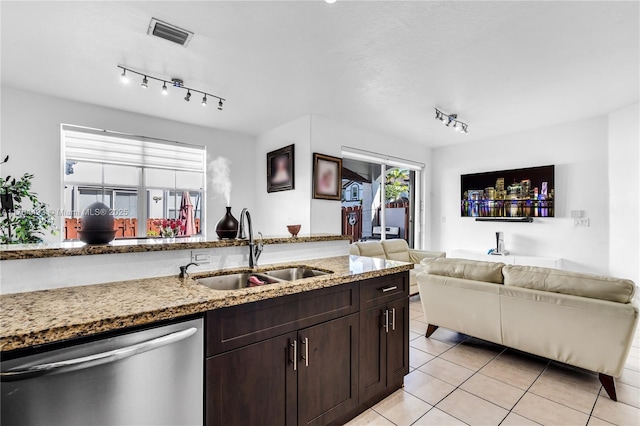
xmin=184 ymin=90 xmax=191 ymax=102
xmin=162 ymin=82 xmax=168 ymax=95
xmin=120 ymin=69 xmax=129 ymax=83
xmin=218 ymin=99 xmax=223 ymax=110
xmin=141 ymin=76 xmax=148 ymax=88
xmin=201 ymin=95 xmax=207 ymax=106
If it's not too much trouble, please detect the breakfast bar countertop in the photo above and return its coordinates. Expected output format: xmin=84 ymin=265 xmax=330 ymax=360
xmin=0 ymin=234 xmax=352 ymax=260
xmin=0 ymin=255 xmax=412 ymax=353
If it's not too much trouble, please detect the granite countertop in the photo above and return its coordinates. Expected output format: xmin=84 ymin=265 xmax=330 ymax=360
xmin=0 ymin=234 xmax=351 ymax=260
xmin=0 ymin=255 xmax=412 ymax=353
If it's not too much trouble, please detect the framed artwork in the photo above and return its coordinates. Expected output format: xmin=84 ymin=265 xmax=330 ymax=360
xmin=267 ymin=144 xmax=295 ymax=193
xmin=313 ymin=153 xmax=342 ymax=200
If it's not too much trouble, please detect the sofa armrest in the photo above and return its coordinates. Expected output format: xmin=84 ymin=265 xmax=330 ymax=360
xmin=409 ymin=249 xmax=446 ymax=264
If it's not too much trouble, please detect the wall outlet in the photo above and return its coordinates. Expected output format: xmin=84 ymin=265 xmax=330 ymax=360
xmin=573 ymin=218 xmax=590 ymax=227
xmin=191 ymin=251 xmax=211 ymax=264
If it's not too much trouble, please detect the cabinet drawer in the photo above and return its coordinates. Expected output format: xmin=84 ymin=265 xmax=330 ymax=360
xmin=206 ymin=283 xmax=358 ymax=357
xmin=360 ymin=272 xmax=408 ymax=309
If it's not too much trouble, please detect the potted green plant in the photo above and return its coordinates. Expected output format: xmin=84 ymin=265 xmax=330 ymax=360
xmin=1 ymin=157 xmax=58 ymax=244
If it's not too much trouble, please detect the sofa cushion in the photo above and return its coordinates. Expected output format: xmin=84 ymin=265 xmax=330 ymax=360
xmin=352 ymin=242 xmax=386 ymax=259
xmin=424 ymin=258 xmax=505 ymax=284
xmin=503 ymin=265 xmax=636 ymax=304
xmin=410 ymin=250 xmax=446 ymax=264
xmin=381 ymin=240 xmax=411 ymax=262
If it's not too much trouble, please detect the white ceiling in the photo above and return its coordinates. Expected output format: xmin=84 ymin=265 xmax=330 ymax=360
xmin=1 ymin=1 xmax=638 ymax=147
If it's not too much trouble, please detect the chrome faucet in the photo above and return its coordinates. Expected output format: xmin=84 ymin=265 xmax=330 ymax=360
xmin=239 ymin=208 xmax=263 ymax=268
xmin=179 ymin=262 xmax=199 ymax=278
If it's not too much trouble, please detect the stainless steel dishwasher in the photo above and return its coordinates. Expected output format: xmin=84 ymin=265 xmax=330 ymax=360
xmin=1 ymin=317 xmax=203 ymax=426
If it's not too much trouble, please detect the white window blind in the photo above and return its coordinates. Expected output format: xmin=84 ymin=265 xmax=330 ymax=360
xmin=63 ymin=125 xmax=205 ymax=172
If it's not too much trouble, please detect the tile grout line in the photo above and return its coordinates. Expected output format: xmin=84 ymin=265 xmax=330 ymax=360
xmin=497 ymin=359 xmax=550 ymax=426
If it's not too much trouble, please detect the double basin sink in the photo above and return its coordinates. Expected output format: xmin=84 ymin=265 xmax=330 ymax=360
xmin=196 ymin=267 xmax=331 ymax=291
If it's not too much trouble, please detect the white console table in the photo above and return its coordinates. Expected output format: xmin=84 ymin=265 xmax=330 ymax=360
xmin=449 ymin=249 xmax=563 ymax=269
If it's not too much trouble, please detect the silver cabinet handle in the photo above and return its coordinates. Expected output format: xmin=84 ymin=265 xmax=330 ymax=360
xmin=391 ymin=308 xmax=396 ymax=331
xmin=301 ymin=337 xmax=309 ymax=367
xmin=1 ymin=327 xmax=197 ymax=382
xmin=383 ymin=310 xmax=389 ymax=333
xmin=381 ymin=286 xmax=398 ymax=293
xmin=290 ymin=339 xmax=297 ymax=371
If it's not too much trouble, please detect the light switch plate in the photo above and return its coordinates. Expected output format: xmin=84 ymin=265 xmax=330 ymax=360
xmin=573 ymin=218 xmax=590 ymax=227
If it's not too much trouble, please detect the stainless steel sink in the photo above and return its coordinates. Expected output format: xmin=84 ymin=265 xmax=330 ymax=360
xmin=196 ymin=273 xmax=282 ymax=291
xmin=261 ymin=268 xmax=330 ymax=281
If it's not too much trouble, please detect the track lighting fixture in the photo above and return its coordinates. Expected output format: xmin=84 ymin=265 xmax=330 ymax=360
xmin=435 ymin=108 xmax=469 ymax=134
xmin=118 ymin=65 xmax=226 ymax=110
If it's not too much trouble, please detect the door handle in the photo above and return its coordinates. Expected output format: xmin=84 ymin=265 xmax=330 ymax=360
xmin=301 ymin=337 xmax=309 ymax=367
xmin=290 ymin=339 xmax=297 ymax=371
xmin=383 ymin=310 xmax=389 ymax=333
xmin=1 ymin=327 xmax=197 ymax=382
xmin=381 ymin=286 xmax=398 ymax=293
xmin=391 ymin=308 xmax=396 ymax=331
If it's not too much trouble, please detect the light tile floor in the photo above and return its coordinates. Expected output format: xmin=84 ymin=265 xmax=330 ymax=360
xmin=346 ymin=295 xmax=640 ymax=426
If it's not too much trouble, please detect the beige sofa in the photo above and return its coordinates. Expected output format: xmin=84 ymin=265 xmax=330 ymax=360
xmin=349 ymin=240 xmax=445 ymax=295
xmin=417 ymin=258 xmax=638 ymax=401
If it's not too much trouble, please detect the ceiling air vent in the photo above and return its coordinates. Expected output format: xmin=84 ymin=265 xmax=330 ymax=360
xmin=147 ymin=18 xmax=193 ymax=47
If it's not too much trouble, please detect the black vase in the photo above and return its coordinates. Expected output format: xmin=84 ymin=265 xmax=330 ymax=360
xmin=216 ymin=207 xmax=239 ymax=239
xmin=79 ymin=201 xmax=116 ymax=245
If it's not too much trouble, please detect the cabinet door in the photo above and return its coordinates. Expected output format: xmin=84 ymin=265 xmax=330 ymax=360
xmin=206 ymin=333 xmax=297 ymax=426
xmin=297 ymin=314 xmax=359 ymax=426
xmin=358 ymin=305 xmax=387 ymax=403
xmin=386 ymin=298 xmax=409 ymax=386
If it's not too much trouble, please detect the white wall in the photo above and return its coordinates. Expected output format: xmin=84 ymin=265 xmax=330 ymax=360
xmin=309 ymin=115 xmax=432 ymax=246
xmin=254 ymin=114 xmax=432 ymax=246
xmin=255 ymin=115 xmax=312 ymax=236
xmin=608 ymin=103 xmax=639 ymax=283
xmin=431 ymin=116 xmax=611 ymax=275
xmin=0 ymin=87 xmax=257 ymax=241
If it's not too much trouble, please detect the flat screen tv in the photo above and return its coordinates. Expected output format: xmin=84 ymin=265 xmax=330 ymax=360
xmin=461 ymin=165 xmax=554 ymax=218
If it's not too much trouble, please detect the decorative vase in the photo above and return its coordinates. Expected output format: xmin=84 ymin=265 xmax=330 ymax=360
xmin=79 ymin=201 xmax=116 ymax=245
xmin=216 ymin=207 xmax=239 ymax=239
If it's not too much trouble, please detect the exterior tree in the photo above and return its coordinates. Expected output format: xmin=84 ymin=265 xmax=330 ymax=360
xmin=385 ymin=169 xmax=409 ymax=202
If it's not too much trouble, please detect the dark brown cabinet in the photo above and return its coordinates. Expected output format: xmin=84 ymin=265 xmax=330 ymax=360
xmin=297 ymin=314 xmax=359 ymax=426
xmin=206 ymin=333 xmax=297 ymax=425
xmin=205 ymin=272 xmax=409 ymax=426
xmin=359 ymin=276 xmax=410 ymax=403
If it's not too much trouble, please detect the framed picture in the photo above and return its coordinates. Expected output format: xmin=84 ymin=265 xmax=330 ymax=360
xmin=267 ymin=144 xmax=295 ymax=193
xmin=313 ymin=153 xmax=342 ymax=200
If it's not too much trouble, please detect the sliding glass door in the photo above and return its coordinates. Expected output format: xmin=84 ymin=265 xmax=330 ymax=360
xmin=341 ymin=148 xmax=425 ymax=248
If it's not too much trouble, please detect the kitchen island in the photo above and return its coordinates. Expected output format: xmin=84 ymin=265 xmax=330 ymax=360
xmin=1 ymin=255 xmax=412 ymax=425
